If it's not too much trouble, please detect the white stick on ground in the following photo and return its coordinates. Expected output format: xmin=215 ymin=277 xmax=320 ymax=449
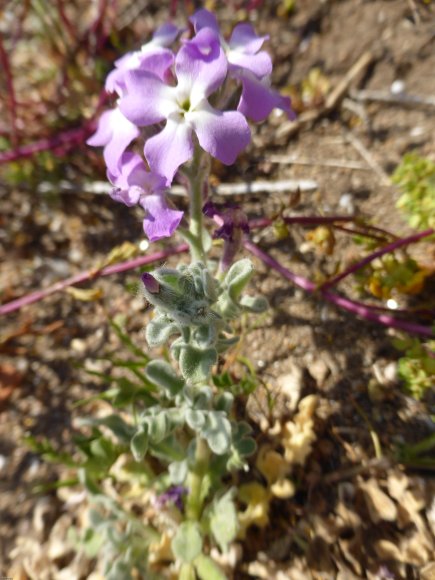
xmin=37 ymin=178 xmax=319 ymax=197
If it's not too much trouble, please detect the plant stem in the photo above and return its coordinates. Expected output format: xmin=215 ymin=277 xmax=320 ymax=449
xmin=186 ymin=148 xmax=210 ymax=262
xmin=0 ymin=243 xmax=189 ymax=316
xmin=320 ymin=228 xmax=434 ymax=291
xmin=185 ymin=437 xmax=210 ymax=522
xmin=245 ymin=240 xmax=434 ymax=338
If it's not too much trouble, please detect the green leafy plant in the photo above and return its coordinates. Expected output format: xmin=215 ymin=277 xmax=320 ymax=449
xmin=392 ymin=153 xmax=435 ymax=230
xmin=392 ymin=335 xmax=435 ymax=399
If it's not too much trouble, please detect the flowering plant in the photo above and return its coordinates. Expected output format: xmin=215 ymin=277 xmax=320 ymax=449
xmin=84 ymin=8 xmax=293 ymax=577
xmin=88 ymin=9 xmax=292 ymax=246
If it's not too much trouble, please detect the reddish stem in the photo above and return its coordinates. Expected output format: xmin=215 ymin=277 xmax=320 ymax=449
xmin=331 ymin=223 xmax=388 ymax=242
xmin=56 ymin=0 xmax=76 ymax=41
xmin=249 ymin=215 xmax=395 ymax=240
xmin=244 ymin=240 xmax=434 ymax=338
xmin=0 ymin=124 xmax=95 ymax=164
xmin=249 ymin=216 xmax=354 ymax=229
xmin=0 ymin=244 xmax=188 ymax=316
xmin=320 ymin=229 xmax=434 ymax=291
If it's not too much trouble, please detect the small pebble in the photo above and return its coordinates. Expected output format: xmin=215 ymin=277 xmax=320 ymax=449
xmin=390 ymin=80 xmax=405 ymax=95
xmin=139 ymin=239 xmax=149 ymax=251
xmin=339 ymin=193 xmax=355 ymax=214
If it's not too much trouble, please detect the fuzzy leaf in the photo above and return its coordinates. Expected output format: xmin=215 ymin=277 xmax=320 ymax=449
xmin=209 ymin=490 xmax=238 ymax=552
xmin=193 ymin=324 xmax=217 ymax=349
xmin=200 ymin=268 xmax=218 ymax=302
xmin=106 ymin=559 xmax=132 ymax=580
xmin=146 ymin=317 xmax=179 ymax=347
xmin=236 ymin=437 xmax=257 ymax=457
xmin=217 ymin=292 xmax=240 ymax=320
xmin=192 ymin=386 xmax=213 ymax=410
xmin=170 ymin=337 xmax=186 ymax=361
xmin=202 ymin=412 xmax=232 ymax=455
xmin=214 ymin=392 xmax=234 ymax=413
xmin=194 ymin=554 xmax=226 ymax=580
xmin=78 ymin=415 xmax=134 ymax=444
xmin=239 ymin=294 xmax=269 ymax=313
xmin=130 ymin=429 xmax=149 ymax=461
xmin=216 ymin=335 xmax=239 ymax=353
xmin=172 ymin=522 xmax=203 ymax=563
xmin=233 ymin=421 xmax=253 ymax=441
xmin=180 ymin=564 xmax=196 ymax=580
xmin=225 ymin=258 xmax=254 ymax=300
xmin=179 ymin=345 xmax=217 ymax=383
xmin=145 ymin=360 xmax=184 ymax=397
xmin=169 ymin=459 xmax=188 ymax=485
xmin=185 ymin=409 xmax=206 ymax=431
xmin=147 ymin=413 xmax=170 ymax=443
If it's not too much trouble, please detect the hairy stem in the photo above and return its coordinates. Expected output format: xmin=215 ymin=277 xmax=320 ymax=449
xmin=186 ymin=148 xmax=210 ymax=262
xmin=185 ymin=437 xmax=210 ymax=522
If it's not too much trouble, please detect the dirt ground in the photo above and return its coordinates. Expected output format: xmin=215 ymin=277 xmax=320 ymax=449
xmin=1 ymin=0 xmax=434 ymax=578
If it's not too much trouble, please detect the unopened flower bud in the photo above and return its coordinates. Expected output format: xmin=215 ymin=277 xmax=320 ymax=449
xmin=141 ymin=272 xmax=160 ymax=294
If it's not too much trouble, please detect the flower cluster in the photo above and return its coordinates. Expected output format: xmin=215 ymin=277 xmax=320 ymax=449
xmin=88 ymin=10 xmax=293 ymax=241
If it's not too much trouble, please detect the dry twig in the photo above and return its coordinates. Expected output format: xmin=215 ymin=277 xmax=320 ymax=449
xmin=276 ymin=51 xmax=376 ymax=140
xmin=343 ymin=129 xmax=391 ymax=186
xmin=350 ymin=89 xmax=435 ymax=109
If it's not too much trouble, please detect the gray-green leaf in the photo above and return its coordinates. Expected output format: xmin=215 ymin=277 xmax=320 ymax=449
xmin=172 ymin=522 xmax=203 ymax=563
xmin=194 ymin=554 xmax=226 ymax=580
xmin=239 ymin=294 xmax=269 ymax=313
xmin=145 ymin=360 xmax=184 ymax=397
xmin=130 ymin=429 xmax=148 ymax=461
xmin=168 ymin=459 xmax=188 ymax=485
xmin=202 ymin=412 xmax=231 ymax=455
xmin=179 ymin=345 xmax=217 ymax=383
xmin=225 ymin=258 xmax=253 ymax=300
xmin=209 ymin=490 xmax=238 ymax=552
xmin=146 ymin=316 xmax=179 ymax=347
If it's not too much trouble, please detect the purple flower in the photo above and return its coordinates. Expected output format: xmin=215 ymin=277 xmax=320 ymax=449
xmin=108 ymin=152 xmax=183 ymax=241
xmin=236 ymin=71 xmax=295 ymax=122
xmin=87 ymin=107 xmax=140 ymax=175
xmin=119 ymin=27 xmax=251 ymax=181
xmin=105 ymin=23 xmax=183 ymax=95
xmin=105 ymin=48 xmax=174 ymax=95
xmin=190 ymin=9 xmax=294 ymax=122
xmin=190 ymin=9 xmax=272 ymax=78
xmin=155 ymin=485 xmax=187 ymax=511
xmin=141 ymin=272 xmax=160 ymax=294
xmin=88 ymin=24 xmax=183 ymax=169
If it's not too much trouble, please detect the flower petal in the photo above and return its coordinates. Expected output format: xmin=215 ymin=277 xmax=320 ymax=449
xmin=189 ymin=9 xmax=220 ymax=34
xmin=87 ymin=108 xmax=140 ymax=174
xmin=237 ymin=74 xmax=295 ymax=122
xmin=150 ymin=22 xmax=183 ymax=47
xmin=109 ymin=184 xmax=142 ymax=207
xmin=188 ymin=102 xmax=250 ymax=165
xmin=228 ymin=50 xmax=272 ymax=78
xmin=229 ymin=23 xmax=269 ymax=55
xmin=107 ymin=48 xmax=174 ymax=94
xmin=120 ymin=70 xmax=177 ymax=126
xmin=176 ymin=28 xmax=227 ymax=101
xmin=141 ymin=194 xmax=184 ymax=241
xmin=107 ymin=152 xmax=169 ymax=207
xmin=145 ymin=118 xmax=194 ymax=181
xmin=86 ymin=110 xmax=114 ymax=146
